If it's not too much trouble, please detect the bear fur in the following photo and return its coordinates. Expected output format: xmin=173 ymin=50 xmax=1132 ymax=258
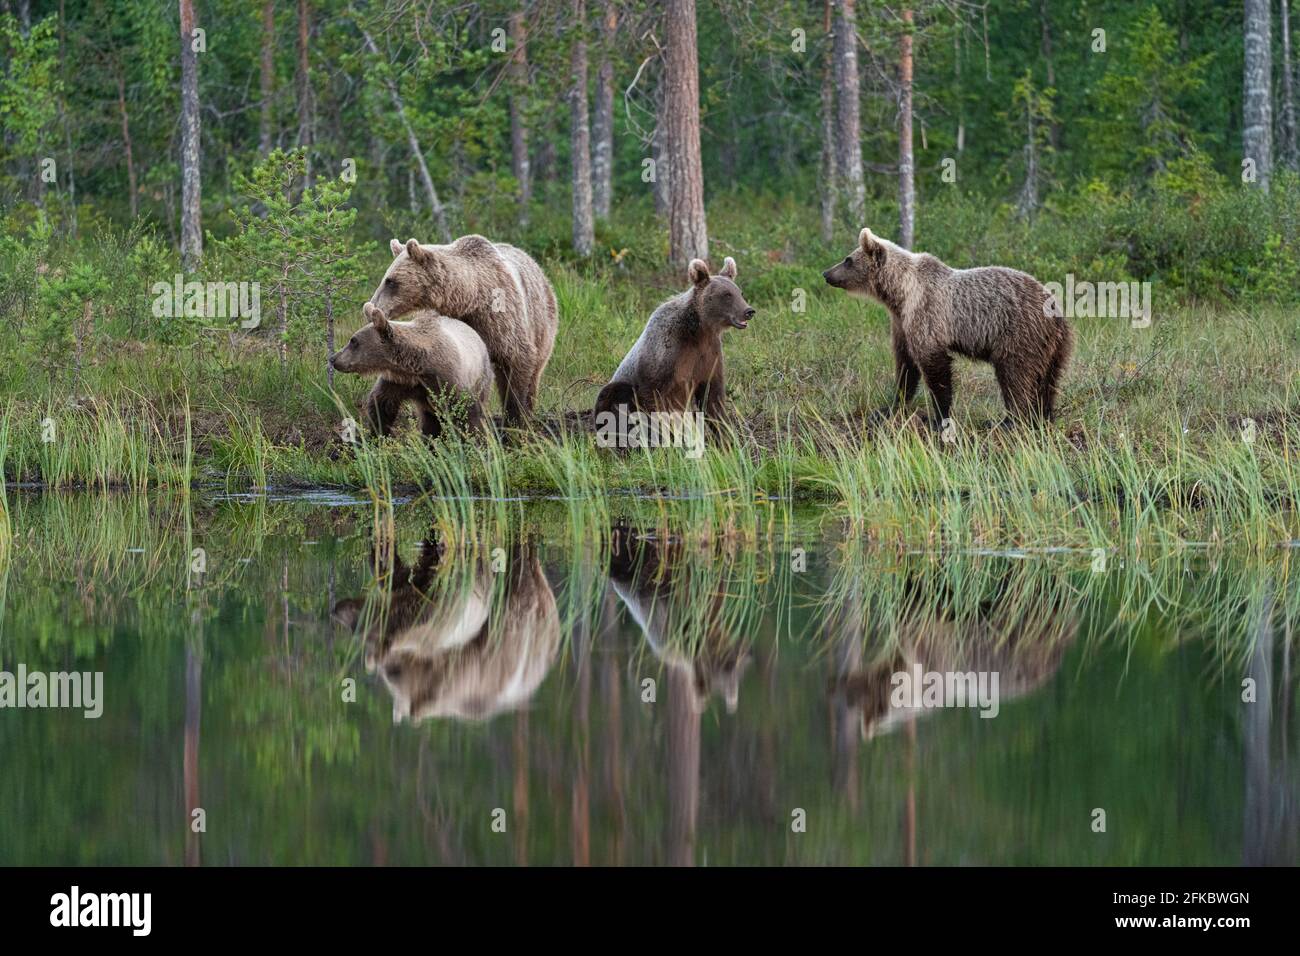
xmin=368 ymin=235 xmax=558 ymax=424
xmin=822 ymin=227 xmax=1073 ymax=425
xmin=332 ymin=533 xmax=560 ymax=724
xmin=593 ymin=256 xmax=754 ymax=425
xmin=329 ymin=302 xmax=492 ymax=438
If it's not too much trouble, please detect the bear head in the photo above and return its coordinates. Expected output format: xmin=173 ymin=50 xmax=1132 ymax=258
xmin=688 ymin=256 xmax=755 ymax=331
xmin=822 ymin=227 xmax=895 ymax=301
xmin=368 ymin=237 xmax=449 ymax=319
xmin=329 ymin=303 xmax=403 ymax=375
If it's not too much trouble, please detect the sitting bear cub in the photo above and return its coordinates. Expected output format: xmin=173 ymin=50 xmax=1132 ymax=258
xmin=330 ymin=302 xmax=492 ymax=438
xmin=594 ymin=256 xmax=754 ymax=426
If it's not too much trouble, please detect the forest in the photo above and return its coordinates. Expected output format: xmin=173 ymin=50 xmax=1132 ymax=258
xmin=0 ymin=0 xmax=1298 ymax=518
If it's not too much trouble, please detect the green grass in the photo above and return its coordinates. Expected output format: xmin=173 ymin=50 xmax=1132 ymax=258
xmin=2 ymin=204 xmax=1298 ymax=549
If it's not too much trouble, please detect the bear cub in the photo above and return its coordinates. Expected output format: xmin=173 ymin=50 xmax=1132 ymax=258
xmin=594 ymin=256 xmax=754 ymax=429
xmin=369 ymin=235 xmax=558 ymax=425
xmin=823 ymin=227 xmax=1073 ymax=427
xmin=330 ymin=302 xmax=493 ymax=438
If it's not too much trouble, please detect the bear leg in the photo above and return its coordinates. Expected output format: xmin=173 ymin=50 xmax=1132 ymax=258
xmin=364 ymin=380 xmax=417 ymax=437
xmin=497 ymin=365 xmax=533 ymax=425
xmin=891 ymin=329 xmax=921 ymax=411
xmin=993 ymin=357 xmax=1044 ymax=423
xmin=1038 ymin=327 xmax=1073 ymax=420
xmin=418 ymin=407 xmax=444 ymax=440
xmin=918 ymin=352 xmax=954 ymax=427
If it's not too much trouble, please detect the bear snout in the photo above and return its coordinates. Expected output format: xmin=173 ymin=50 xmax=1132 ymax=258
xmin=744 ymin=307 xmax=756 ymax=319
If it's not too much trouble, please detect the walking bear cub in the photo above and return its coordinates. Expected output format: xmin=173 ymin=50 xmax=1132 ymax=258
xmin=822 ymin=228 xmax=1073 ymax=426
xmin=329 ymin=302 xmax=492 ymax=438
xmin=368 ymin=235 xmax=558 ymax=424
xmin=594 ymin=256 xmax=754 ymax=426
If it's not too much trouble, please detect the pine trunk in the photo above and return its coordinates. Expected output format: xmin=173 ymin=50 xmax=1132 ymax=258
xmin=592 ymin=1 xmax=618 ymax=219
xmin=260 ymin=1 xmax=275 ymax=157
xmin=899 ymin=8 xmax=915 ymax=249
xmin=179 ymin=0 xmax=202 ymax=270
xmin=1244 ymin=0 xmax=1274 ymax=190
xmin=664 ymin=0 xmax=708 ymax=269
xmin=296 ymin=0 xmax=313 ymax=189
xmin=508 ymin=10 xmax=531 ymax=225
xmin=570 ymin=0 xmax=595 ymax=256
xmin=820 ymin=0 xmax=837 ymax=243
xmin=833 ymin=0 xmax=864 ymax=223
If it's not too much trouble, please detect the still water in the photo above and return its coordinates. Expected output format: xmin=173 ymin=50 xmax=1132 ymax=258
xmin=1 ymin=492 xmax=1296 ymax=865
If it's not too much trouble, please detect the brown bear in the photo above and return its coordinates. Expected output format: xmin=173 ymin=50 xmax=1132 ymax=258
xmin=368 ymin=235 xmax=558 ymax=424
xmin=329 ymin=302 xmax=492 ymax=438
xmin=593 ymin=257 xmax=754 ymax=429
xmin=822 ymin=227 xmax=1073 ymax=426
xmin=332 ymin=534 xmax=560 ymax=724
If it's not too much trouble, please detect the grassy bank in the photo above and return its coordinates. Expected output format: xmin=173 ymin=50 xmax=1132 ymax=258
xmin=0 ymin=296 xmax=1297 ymax=551
xmin=3 ymin=192 xmax=1299 ymax=549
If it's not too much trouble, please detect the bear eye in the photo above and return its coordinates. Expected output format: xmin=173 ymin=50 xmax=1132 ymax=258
xmin=843 ymin=256 xmax=852 ymax=266
xmin=385 ymin=277 xmax=399 ymax=289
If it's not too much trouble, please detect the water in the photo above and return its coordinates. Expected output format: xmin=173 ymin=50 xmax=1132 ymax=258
xmin=1 ymin=492 xmax=1296 ymax=866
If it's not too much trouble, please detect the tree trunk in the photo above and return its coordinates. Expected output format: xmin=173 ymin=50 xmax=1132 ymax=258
xmin=592 ymin=1 xmax=618 ymax=219
xmin=664 ymin=0 xmax=708 ymax=269
xmin=184 ymin=626 xmax=203 ymax=868
xmin=898 ymin=8 xmax=915 ymax=249
xmin=820 ymin=0 xmax=837 ymax=243
xmin=652 ymin=73 xmax=669 ymax=217
xmin=1281 ymin=0 xmax=1297 ymax=169
xmin=179 ymin=0 xmax=202 ymax=270
xmin=833 ymin=0 xmax=865 ymax=224
xmin=570 ymin=0 xmax=595 ymax=256
xmin=325 ymin=290 xmax=335 ymax=390
xmin=116 ymin=61 xmax=138 ymax=217
xmin=360 ymin=27 xmax=451 ymax=241
xmin=260 ymin=0 xmax=275 ymax=157
xmin=296 ymin=0 xmax=313 ymax=189
xmin=1039 ymin=0 xmax=1060 ymax=149
xmin=1244 ymin=0 xmax=1273 ymax=191
xmin=508 ymin=10 xmax=531 ymax=225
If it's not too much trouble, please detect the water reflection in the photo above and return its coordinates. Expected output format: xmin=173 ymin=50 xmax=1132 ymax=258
xmin=332 ymin=531 xmax=560 ymax=724
xmin=1 ymin=494 xmax=1297 ymax=865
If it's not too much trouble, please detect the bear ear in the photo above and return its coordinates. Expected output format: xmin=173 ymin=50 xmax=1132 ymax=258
xmin=364 ymin=301 xmax=392 ymax=336
xmin=389 ymin=238 xmax=404 ymax=257
xmin=404 ymin=238 xmax=429 ymax=263
xmin=688 ymin=258 xmax=710 ymax=287
xmin=720 ymin=256 xmax=738 ymax=279
xmin=859 ymin=227 xmax=885 ymax=252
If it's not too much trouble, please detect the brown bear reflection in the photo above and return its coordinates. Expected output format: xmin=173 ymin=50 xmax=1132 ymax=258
xmin=830 ymin=583 xmax=1076 ymax=741
xmin=333 ymin=535 xmax=559 ymax=724
xmin=608 ymin=529 xmax=750 ymax=714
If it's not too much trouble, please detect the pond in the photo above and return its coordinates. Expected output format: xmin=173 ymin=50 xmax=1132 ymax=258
xmin=1 ymin=491 xmax=1296 ymax=865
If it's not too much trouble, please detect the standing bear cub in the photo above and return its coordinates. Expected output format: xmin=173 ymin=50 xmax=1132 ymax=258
xmin=369 ymin=235 xmax=558 ymax=425
xmin=823 ymin=228 xmax=1073 ymax=426
xmin=594 ymin=256 xmax=754 ymax=427
xmin=330 ymin=303 xmax=493 ymax=438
